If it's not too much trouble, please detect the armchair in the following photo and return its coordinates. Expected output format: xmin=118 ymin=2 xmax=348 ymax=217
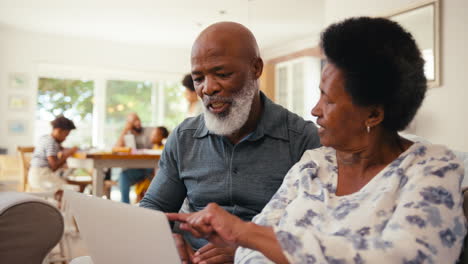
xmin=0 ymin=192 xmax=64 ymax=264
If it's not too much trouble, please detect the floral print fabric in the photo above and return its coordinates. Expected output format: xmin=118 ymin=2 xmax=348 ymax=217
xmin=235 ymin=143 xmax=466 ymax=264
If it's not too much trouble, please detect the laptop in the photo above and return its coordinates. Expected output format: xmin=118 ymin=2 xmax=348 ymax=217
xmin=64 ymin=190 xmax=181 ymax=264
xmin=123 ymin=134 xmax=137 ymax=149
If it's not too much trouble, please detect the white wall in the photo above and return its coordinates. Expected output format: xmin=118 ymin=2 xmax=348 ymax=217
xmin=3 ymin=0 xmax=468 ymax=154
xmin=325 ymin=0 xmax=468 ymax=151
xmin=0 ymin=25 xmax=190 ymax=154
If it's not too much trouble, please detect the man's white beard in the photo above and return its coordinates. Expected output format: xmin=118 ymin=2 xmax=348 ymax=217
xmin=203 ymin=80 xmax=257 ymax=136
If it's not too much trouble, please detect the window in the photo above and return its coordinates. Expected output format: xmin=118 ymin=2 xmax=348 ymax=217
xmin=275 ymin=57 xmax=321 ymax=122
xmin=104 ymin=80 xmax=154 ymax=147
xmin=35 ymin=65 xmax=187 ymax=149
xmin=36 ymin=78 xmax=94 ymax=148
xmin=103 ymin=80 xmax=187 ymax=147
xmin=161 ymin=81 xmax=187 ymax=129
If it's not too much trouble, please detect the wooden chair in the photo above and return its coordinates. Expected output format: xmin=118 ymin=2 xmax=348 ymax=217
xmin=0 ymin=155 xmax=21 ymax=191
xmin=17 ymin=146 xmax=35 ymax=192
xmin=17 ymin=146 xmax=92 ymax=193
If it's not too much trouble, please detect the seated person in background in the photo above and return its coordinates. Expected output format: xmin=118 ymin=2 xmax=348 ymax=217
xmin=134 ymin=126 xmax=170 ymax=202
xmin=151 ymin=126 xmax=169 ymax=150
xmin=29 ymin=115 xmax=78 ymax=194
xmin=140 ymin=21 xmax=321 ymax=264
xmin=115 ymin=112 xmax=153 ymax=203
xmin=182 ymin=73 xmax=204 ymax=117
xmin=168 ymin=17 xmax=466 ymax=264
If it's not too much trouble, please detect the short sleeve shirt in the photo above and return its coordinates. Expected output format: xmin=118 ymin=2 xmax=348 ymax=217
xmin=30 ymin=134 xmax=61 ymax=168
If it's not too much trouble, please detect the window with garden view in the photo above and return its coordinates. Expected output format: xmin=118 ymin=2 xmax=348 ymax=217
xmin=35 ymin=77 xmax=186 ymax=149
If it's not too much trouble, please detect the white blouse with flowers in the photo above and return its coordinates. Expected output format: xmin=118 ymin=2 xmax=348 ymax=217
xmin=235 ymin=142 xmax=466 ymax=264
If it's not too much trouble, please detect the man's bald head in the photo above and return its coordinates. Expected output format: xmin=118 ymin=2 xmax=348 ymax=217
xmin=127 ymin=112 xmax=139 ymax=122
xmin=190 ymin=22 xmax=264 ymax=137
xmin=126 ymin=112 xmax=142 ymax=133
xmin=192 ymin=22 xmax=260 ymax=63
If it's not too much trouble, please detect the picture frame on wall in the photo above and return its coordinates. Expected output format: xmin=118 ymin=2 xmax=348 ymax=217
xmin=8 ymin=95 xmax=29 ymax=111
xmin=7 ymin=120 xmax=27 ymax=136
xmin=8 ymin=72 xmax=30 ymax=90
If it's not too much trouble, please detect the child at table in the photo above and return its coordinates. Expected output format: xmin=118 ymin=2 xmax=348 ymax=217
xmin=29 ymin=116 xmax=78 ymax=197
xmin=151 ymin=126 xmax=169 ymax=150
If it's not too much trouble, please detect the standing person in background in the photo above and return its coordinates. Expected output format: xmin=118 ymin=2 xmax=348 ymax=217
xmin=29 ymin=115 xmax=77 ymax=195
xmin=182 ymin=74 xmax=204 ymax=117
xmin=115 ymin=112 xmax=153 ymax=203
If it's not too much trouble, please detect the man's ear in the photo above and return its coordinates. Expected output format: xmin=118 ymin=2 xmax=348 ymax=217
xmin=251 ymin=57 xmax=263 ymax=80
xmin=366 ymin=105 xmax=384 ymax=128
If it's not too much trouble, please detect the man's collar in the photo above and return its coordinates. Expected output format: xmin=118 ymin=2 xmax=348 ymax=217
xmin=193 ymin=91 xmax=289 ymax=141
xmin=248 ymin=92 xmax=289 ymax=141
xmin=193 ymin=116 xmax=209 ymax=138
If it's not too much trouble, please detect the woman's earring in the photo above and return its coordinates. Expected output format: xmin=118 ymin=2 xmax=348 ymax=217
xmin=367 ymin=126 xmax=371 ymax=133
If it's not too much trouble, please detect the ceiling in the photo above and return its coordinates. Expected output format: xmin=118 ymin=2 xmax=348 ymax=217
xmin=0 ymin=0 xmax=324 ymax=50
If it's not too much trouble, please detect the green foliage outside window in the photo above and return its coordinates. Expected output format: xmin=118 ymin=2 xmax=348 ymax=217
xmin=104 ymin=80 xmax=186 ymax=146
xmin=37 ymin=77 xmax=187 ymax=148
xmin=37 ymin=78 xmax=94 ymax=121
xmin=105 ymin=80 xmax=153 ymax=125
xmin=37 ymin=78 xmax=94 ymax=147
xmin=162 ymin=81 xmax=187 ymax=130
xmin=104 ymin=80 xmax=153 ymax=147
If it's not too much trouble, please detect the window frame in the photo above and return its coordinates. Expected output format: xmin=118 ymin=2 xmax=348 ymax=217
xmin=36 ymin=63 xmax=183 ymax=148
xmin=274 ymin=56 xmax=321 ymax=122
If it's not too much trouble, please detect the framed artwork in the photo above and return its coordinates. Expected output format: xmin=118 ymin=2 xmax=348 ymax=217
xmin=384 ymin=0 xmax=440 ymax=88
xmin=7 ymin=120 xmax=27 ymax=136
xmin=8 ymin=95 xmax=29 ymax=111
xmin=9 ymin=72 xmax=30 ymax=90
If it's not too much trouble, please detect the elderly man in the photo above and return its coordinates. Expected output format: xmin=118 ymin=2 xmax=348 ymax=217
xmin=140 ymin=22 xmax=320 ymax=263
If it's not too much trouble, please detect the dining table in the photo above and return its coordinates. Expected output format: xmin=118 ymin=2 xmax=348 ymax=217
xmin=72 ymin=151 xmax=161 ymax=197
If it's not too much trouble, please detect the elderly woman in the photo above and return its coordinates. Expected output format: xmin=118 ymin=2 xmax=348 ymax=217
xmin=168 ymin=17 xmax=466 ymax=264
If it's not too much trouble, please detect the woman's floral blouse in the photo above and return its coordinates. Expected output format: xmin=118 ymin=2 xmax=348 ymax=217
xmin=235 ymin=143 xmax=466 ymax=264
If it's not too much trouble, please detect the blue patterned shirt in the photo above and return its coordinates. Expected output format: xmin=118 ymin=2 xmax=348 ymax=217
xmin=236 ymin=142 xmax=466 ymax=264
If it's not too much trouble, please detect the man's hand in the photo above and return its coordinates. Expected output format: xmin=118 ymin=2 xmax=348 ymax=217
xmin=123 ymin=120 xmax=135 ymax=134
xmin=192 ymin=243 xmax=236 ymax=264
xmin=172 ymin=233 xmax=195 ymax=264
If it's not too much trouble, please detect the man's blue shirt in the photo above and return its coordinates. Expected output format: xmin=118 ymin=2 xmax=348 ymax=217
xmin=140 ymin=92 xmax=320 ymax=246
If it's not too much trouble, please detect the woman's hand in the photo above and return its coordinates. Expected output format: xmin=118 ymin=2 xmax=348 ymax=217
xmin=166 ymin=203 xmax=248 ymax=248
xmin=167 ymin=205 xmax=290 ymax=264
